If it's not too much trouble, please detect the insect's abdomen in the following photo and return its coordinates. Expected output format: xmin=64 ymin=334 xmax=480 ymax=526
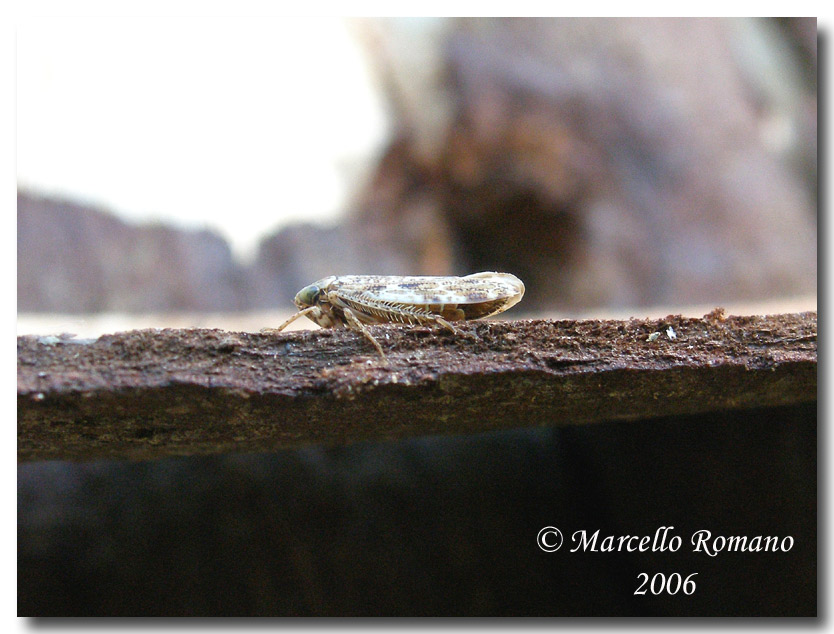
xmin=336 ymin=295 xmax=513 ymax=325
xmin=336 ymin=294 xmax=447 ymax=325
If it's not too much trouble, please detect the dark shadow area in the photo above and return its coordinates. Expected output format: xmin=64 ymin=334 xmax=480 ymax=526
xmin=19 ymin=402 xmax=816 ymax=616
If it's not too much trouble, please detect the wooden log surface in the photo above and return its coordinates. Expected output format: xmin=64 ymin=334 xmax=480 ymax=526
xmin=17 ymin=311 xmax=817 ymax=463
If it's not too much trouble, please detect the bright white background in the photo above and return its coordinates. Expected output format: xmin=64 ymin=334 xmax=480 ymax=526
xmin=17 ymin=17 xmax=389 ymax=260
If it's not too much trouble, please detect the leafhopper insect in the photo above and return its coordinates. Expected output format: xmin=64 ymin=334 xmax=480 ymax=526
xmin=273 ymin=272 xmax=525 ymax=357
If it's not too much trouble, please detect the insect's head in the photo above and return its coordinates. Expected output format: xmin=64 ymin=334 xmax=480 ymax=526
xmin=294 ymin=284 xmax=322 ymax=309
xmin=293 ymin=276 xmax=334 ymax=310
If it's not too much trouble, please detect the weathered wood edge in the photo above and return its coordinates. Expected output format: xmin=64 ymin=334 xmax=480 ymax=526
xmin=17 ymin=312 xmax=817 ymax=462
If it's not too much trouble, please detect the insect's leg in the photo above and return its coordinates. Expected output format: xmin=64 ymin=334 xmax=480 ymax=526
xmin=341 ymin=306 xmax=387 ymax=358
xmin=262 ymin=306 xmax=321 ymax=334
xmin=433 ymin=316 xmax=463 ymax=335
xmin=431 ymin=315 xmax=479 ymax=340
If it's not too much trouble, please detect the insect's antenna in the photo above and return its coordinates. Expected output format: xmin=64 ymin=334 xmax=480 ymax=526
xmin=275 ymin=307 xmax=318 ymax=331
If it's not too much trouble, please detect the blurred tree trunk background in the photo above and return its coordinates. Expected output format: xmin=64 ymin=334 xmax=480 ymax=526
xmin=18 ymin=18 xmax=816 ymax=315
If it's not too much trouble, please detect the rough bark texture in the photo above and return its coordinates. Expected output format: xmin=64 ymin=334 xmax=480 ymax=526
xmin=18 ymin=311 xmax=816 ymax=463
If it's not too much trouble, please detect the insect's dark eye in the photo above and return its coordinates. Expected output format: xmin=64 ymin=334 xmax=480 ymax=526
xmin=295 ymin=284 xmax=321 ymax=308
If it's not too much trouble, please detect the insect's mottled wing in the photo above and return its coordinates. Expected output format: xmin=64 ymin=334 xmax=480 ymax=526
xmin=330 ymin=272 xmax=524 ymax=322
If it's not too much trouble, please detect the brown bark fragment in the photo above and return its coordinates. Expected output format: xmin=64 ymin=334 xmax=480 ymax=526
xmin=18 ymin=312 xmax=816 ymax=463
